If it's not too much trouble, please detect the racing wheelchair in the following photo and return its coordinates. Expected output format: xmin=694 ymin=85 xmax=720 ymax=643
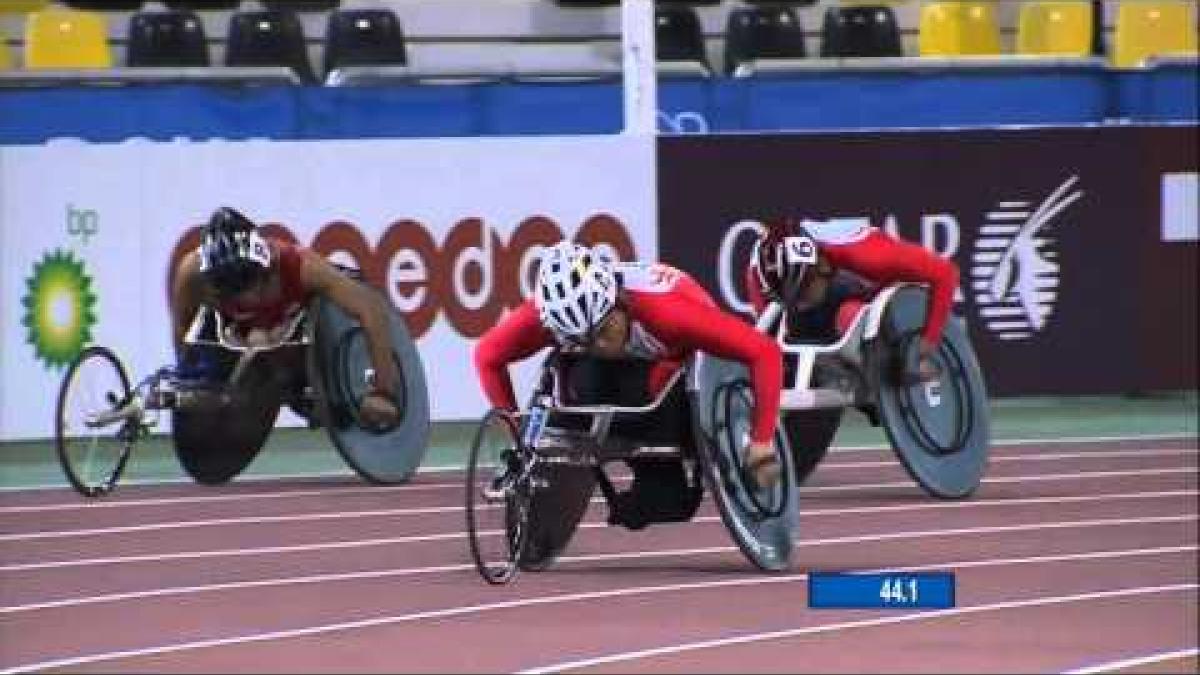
xmin=53 ymin=283 xmax=430 ymax=497
xmin=464 ymin=348 xmax=798 ymax=585
xmin=462 ymin=283 xmax=990 ymax=584
xmin=770 ymin=283 xmax=991 ymax=498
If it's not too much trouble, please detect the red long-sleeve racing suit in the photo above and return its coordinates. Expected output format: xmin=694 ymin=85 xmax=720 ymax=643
xmin=475 ymin=262 xmax=783 ymax=445
xmin=745 ymin=218 xmax=959 ymax=347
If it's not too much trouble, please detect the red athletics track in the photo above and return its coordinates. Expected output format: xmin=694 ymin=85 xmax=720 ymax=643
xmin=0 ymin=436 xmax=1196 ymax=674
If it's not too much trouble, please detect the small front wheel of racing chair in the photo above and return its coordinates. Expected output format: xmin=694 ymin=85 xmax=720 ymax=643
xmin=55 ymin=346 xmax=137 ymax=497
xmin=465 ymin=408 xmax=536 ymax=585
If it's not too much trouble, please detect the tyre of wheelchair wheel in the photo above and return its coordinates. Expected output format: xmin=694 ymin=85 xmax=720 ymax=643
xmin=171 ymin=352 xmax=281 ymax=485
xmin=870 ymin=287 xmax=991 ymax=499
xmin=308 ymin=291 xmax=431 ymax=485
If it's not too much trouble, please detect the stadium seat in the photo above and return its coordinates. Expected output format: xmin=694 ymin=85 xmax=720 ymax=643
xmin=63 ymin=1 xmax=144 ymax=10
xmin=126 ymin=10 xmax=209 ymax=67
xmin=165 ymin=1 xmax=241 ymax=10
xmin=820 ymin=5 xmax=903 ymax=57
xmin=918 ymin=1 xmax=1003 ymax=56
xmin=0 ymin=0 xmax=48 ymax=13
xmin=225 ymin=9 xmax=316 ymax=83
xmin=0 ymin=43 xmax=11 ymax=70
xmin=724 ymin=5 xmax=806 ymax=75
xmin=262 ymin=0 xmax=339 ymax=11
xmin=1113 ymin=0 xmax=1198 ymax=68
xmin=1016 ymin=1 xmax=1093 ymax=56
xmin=323 ymin=8 xmax=407 ymax=76
xmin=655 ymin=4 xmax=711 ymax=73
xmin=24 ymin=7 xmax=114 ymax=69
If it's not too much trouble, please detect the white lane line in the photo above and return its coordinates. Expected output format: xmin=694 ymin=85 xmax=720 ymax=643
xmin=826 ymin=448 xmax=1196 ymax=470
xmin=2 ymin=480 xmax=1197 ymax=544
xmin=2 ymin=473 xmax=1190 ymax=562
xmin=0 ymin=480 xmax=462 ymax=514
xmin=4 ymin=552 xmax=1195 ymax=675
xmin=1 ymin=457 xmax=1195 ymax=521
xmin=2 ymin=431 xmax=1193 ymax=498
xmin=1061 ymin=647 xmax=1200 ymax=674
xmin=1 ymin=511 xmax=1194 ymax=608
xmin=517 ymin=584 xmax=1200 ymax=674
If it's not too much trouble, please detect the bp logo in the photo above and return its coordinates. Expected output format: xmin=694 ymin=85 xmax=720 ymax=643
xmin=21 ymin=250 xmax=98 ymax=369
xmin=971 ymin=176 xmax=1083 ymax=341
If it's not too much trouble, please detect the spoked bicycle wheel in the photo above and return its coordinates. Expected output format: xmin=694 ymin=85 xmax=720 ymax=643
xmin=465 ymin=409 xmax=532 ymax=585
xmin=55 ymin=346 xmax=135 ymax=497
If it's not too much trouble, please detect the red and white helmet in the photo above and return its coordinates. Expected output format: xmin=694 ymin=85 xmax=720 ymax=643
xmin=534 ymin=241 xmax=618 ymax=343
xmin=750 ymin=218 xmax=820 ymax=302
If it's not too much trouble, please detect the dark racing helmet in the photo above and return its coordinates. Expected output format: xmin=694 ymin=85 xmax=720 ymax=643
xmin=197 ymin=206 xmax=272 ymax=298
xmin=751 ymin=218 xmax=820 ymax=303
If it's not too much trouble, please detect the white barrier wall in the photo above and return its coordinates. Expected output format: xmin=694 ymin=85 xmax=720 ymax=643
xmin=0 ymin=134 xmax=656 ymax=441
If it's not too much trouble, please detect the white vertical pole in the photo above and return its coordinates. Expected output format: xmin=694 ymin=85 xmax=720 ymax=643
xmin=621 ymin=0 xmax=657 ymax=135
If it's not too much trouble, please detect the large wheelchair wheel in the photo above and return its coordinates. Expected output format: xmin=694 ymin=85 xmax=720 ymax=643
xmin=55 ymin=346 xmax=134 ymax=497
xmin=309 ymin=290 xmax=431 ymax=484
xmin=871 ymin=286 xmax=991 ymax=499
xmin=465 ymin=409 xmax=530 ymax=585
xmin=691 ymin=356 xmax=797 ymax=572
xmin=781 ymin=408 xmax=843 ymax=485
xmin=517 ymin=454 xmax=595 ymax=572
xmin=172 ymin=353 xmax=281 ymax=485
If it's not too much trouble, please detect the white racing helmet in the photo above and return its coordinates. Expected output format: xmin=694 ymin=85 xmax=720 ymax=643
xmin=534 ymin=241 xmax=618 ymax=344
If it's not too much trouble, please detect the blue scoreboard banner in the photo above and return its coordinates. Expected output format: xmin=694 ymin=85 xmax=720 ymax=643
xmin=808 ymin=572 xmax=956 ymax=610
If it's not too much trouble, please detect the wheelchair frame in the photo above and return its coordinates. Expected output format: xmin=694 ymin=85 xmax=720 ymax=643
xmin=764 ymin=281 xmax=991 ymax=497
xmin=465 ymin=347 xmax=796 ymax=584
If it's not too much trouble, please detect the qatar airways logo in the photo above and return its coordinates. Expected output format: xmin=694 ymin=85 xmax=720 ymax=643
xmin=971 ymin=176 xmax=1082 ymax=341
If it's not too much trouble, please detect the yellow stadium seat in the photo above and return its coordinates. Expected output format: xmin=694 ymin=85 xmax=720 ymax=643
xmin=1113 ymin=0 xmax=1199 ymax=67
xmin=0 ymin=43 xmax=11 ymax=70
xmin=0 ymin=0 xmax=48 ymax=14
xmin=919 ymin=1 xmax=1003 ymax=56
xmin=24 ymin=7 xmax=113 ymax=69
xmin=1017 ymin=1 xmax=1093 ymax=56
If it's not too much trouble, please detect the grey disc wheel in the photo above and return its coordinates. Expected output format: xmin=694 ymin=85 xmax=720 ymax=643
xmin=309 ymin=289 xmax=431 ymax=484
xmin=871 ymin=286 xmax=991 ymax=499
xmin=691 ymin=356 xmax=797 ymax=572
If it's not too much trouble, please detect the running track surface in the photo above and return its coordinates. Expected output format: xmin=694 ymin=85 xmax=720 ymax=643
xmin=1 ymin=436 xmax=1196 ymax=674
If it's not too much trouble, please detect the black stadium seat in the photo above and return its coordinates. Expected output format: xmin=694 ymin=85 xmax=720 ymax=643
xmin=656 ymin=4 xmax=709 ymax=71
xmin=323 ymin=9 xmax=408 ymax=76
xmin=724 ymin=5 xmax=807 ymax=75
xmin=126 ymin=10 xmax=209 ymax=67
xmin=225 ymin=9 xmax=316 ymax=83
xmin=820 ymin=4 xmax=903 ymax=58
xmin=262 ymin=0 xmax=340 ymax=12
xmin=165 ymin=1 xmax=241 ymax=11
xmin=64 ymin=0 xmax=143 ymax=9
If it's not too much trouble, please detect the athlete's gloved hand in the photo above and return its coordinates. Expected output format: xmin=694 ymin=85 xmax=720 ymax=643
xmin=359 ymin=388 xmax=399 ymax=431
xmin=914 ymin=339 xmax=942 ymax=383
xmin=743 ymin=439 xmax=781 ymax=490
